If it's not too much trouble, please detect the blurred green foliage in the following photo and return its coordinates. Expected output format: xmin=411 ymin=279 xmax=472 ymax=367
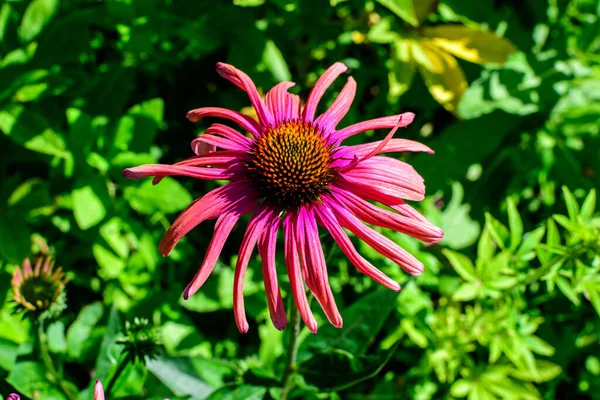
xmin=1 ymin=0 xmax=599 ymax=399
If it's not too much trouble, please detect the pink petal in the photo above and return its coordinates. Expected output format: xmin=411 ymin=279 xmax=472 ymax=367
xmin=314 ymin=77 xmax=356 ymax=133
xmin=265 ymin=82 xmax=301 ymax=122
xmin=94 ymin=381 xmax=105 ymax=400
xmin=216 ymin=62 xmax=274 ymax=126
xmin=314 ymin=201 xmax=405 ymax=289
xmin=8 ymin=394 xmax=20 ymax=400
xmin=298 ymin=207 xmax=343 ymax=328
xmin=333 ymin=112 xmax=415 ymax=144
xmin=186 ymin=107 xmax=261 ymax=137
xmin=332 ymin=138 xmax=433 ymax=168
xmin=203 ymin=124 xmax=254 ymax=147
xmin=123 ymin=164 xmax=243 ymax=182
xmin=159 ymin=181 xmax=256 ymax=256
xmin=339 ymin=156 xmax=425 ymax=201
xmin=183 ymin=198 xmax=256 ymax=300
xmin=302 ymin=62 xmax=348 ymax=122
xmin=258 ymin=211 xmax=287 ymax=330
xmin=337 ymin=180 xmax=433 ymax=225
xmin=22 ymin=258 xmax=32 ymax=277
xmin=331 ymin=186 xmax=443 ymax=243
xmin=324 ymin=195 xmax=424 ymax=275
xmin=233 ymin=206 xmax=271 ymax=333
xmin=283 ymin=213 xmax=318 ymax=333
xmin=192 ymin=141 xmax=217 ymax=155
xmin=12 ymin=265 xmax=23 ymax=287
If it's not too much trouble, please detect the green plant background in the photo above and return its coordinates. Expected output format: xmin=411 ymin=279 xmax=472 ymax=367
xmin=1 ymin=0 xmax=599 ymax=399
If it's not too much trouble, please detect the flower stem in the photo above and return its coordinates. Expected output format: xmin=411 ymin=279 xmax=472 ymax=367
xmin=37 ymin=322 xmax=76 ymax=400
xmin=105 ymin=354 xmax=130 ymax=396
xmin=280 ymin=304 xmax=301 ymax=400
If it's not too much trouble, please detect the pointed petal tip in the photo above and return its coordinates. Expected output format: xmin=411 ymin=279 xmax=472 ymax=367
xmin=332 ymin=319 xmax=343 ymax=329
xmin=237 ymin=321 xmax=250 ymax=334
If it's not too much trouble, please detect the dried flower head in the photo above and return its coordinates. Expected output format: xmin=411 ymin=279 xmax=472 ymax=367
xmin=12 ymin=256 xmax=68 ymax=320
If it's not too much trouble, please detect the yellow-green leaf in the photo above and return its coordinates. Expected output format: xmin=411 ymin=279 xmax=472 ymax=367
xmin=423 ymin=25 xmax=517 ymax=65
xmin=388 ymin=39 xmax=415 ymax=99
xmin=413 ymin=40 xmax=467 ymax=113
xmin=376 ymin=0 xmax=419 ymax=27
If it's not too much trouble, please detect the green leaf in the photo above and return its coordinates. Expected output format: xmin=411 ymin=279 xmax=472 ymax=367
xmin=233 ymin=0 xmax=265 ymax=6
xmin=583 ymin=283 xmax=600 ymax=317
xmin=485 ymin=213 xmax=510 ymax=250
xmin=450 ymin=379 xmax=472 ymax=397
xmin=452 ymin=282 xmax=478 ymax=301
xmin=376 ymin=0 xmax=419 ymax=26
xmin=66 ymin=302 xmax=104 ymax=359
xmin=7 ymin=361 xmax=66 ymax=400
xmin=524 ymin=336 xmax=555 ymax=357
xmin=72 ymin=182 xmax=107 ymax=230
xmin=413 ymin=40 xmax=467 ymax=114
xmin=93 ymin=306 xmax=122 ymax=382
xmin=443 ymin=249 xmax=475 ymax=281
xmin=206 ymin=385 xmax=266 ymax=400
xmin=262 ymin=40 xmax=291 ymax=82
xmin=509 ymin=360 xmax=561 ymax=383
xmin=422 ymin=25 xmax=516 ymax=64
xmin=555 ymin=276 xmax=580 ymax=305
xmin=301 ymin=289 xmax=398 ymax=356
xmin=146 ymin=356 xmax=214 ymax=399
xmin=93 ymin=244 xmax=126 ymax=279
xmin=580 ymin=189 xmax=596 ymax=219
xmin=299 ymin=342 xmax=399 ymax=392
xmin=517 ymin=227 xmax=546 ymax=258
xmin=561 ymin=186 xmax=579 ymax=221
xmin=0 ymin=338 xmax=19 ymax=371
xmin=546 ymin=218 xmax=561 ymax=246
xmin=388 ymin=39 xmax=415 ymax=99
xmin=400 ymin=319 xmax=428 ymax=348
xmin=506 ymin=198 xmax=523 ymax=250
xmin=124 ymin=178 xmax=193 ymax=215
xmin=18 ymin=0 xmax=60 ymax=42
xmin=0 ymin=213 xmax=31 ymax=263
xmin=47 ymin=321 xmax=67 ymax=354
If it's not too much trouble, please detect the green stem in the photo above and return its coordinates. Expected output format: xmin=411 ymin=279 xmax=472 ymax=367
xmin=37 ymin=322 xmax=76 ymax=400
xmin=105 ymin=354 xmax=130 ymax=396
xmin=279 ymin=304 xmax=301 ymax=400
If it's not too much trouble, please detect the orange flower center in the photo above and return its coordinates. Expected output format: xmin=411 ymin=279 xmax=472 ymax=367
xmin=248 ymin=120 xmax=333 ymax=209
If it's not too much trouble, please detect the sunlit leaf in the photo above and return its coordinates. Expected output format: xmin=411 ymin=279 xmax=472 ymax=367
xmin=443 ymin=249 xmax=475 ymax=281
xmin=413 ymin=40 xmax=467 ymax=113
xmin=388 ymin=38 xmax=415 ymax=99
xmin=423 ymin=25 xmax=517 ymax=64
xmin=18 ymin=0 xmax=59 ymax=42
xmin=376 ymin=0 xmax=419 ymax=26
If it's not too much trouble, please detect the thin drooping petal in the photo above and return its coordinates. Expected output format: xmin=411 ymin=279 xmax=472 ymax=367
xmin=149 ymin=151 xmax=249 ymax=185
xmin=283 ymin=214 xmax=318 ymax=333
xmin=265 ymin=82 xmax=301 ymax=122
xmin=338 ymin=179 xmax=434 ymax=225
xmin=333 ymin=112 xmax=415 ymax=143
xmin=298 ymin=207 xmax=343 ymax=328
xmin=332 ymin=138 xmax=433 ymax=168
xmin=186 ymin=107 xmax=261 ymax=137
xmin=12 ymin=264 xmax=23 ymax=287
xmin=192 ymin=124 xmax=253 ymax=154
xmin=302 ymin=62 xmax=348 ymax=122
xmin=314 ymin=202 xmax=404 ymax=290
xmin=323 ymin=196 xmax=424 ymax=275
xmin=183 ymin=198 xmax=255 ymax=300
xmin=233 ymin=206 xmax=270 ymax=333
xmin=192 ymin=134 xmax=249 ymax=153
xmin=94 ymin=381 xmax=105 ymax=400
xmin=314 ymin=77 xmax=356 ymax=133
xmin=258 ymin=212 xmax=287 ymax=330
xmin=159 ymin=181 xmax=256 ymax=256
xmin=216 ymin=62 xmax=274 ymax=126
xmin=123 ymin=164 xmax=244 ymax=182
xmin=331 ymin=186 xmax=443 ymax=243
xmin=339 ymin=156 xmax=425 ymax=201
xmin=335 ymin=116 xmax=404 ymax=171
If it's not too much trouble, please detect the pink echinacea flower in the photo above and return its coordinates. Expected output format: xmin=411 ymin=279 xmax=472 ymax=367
xmin=124 ymin=62 xmax=443 ymax=333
